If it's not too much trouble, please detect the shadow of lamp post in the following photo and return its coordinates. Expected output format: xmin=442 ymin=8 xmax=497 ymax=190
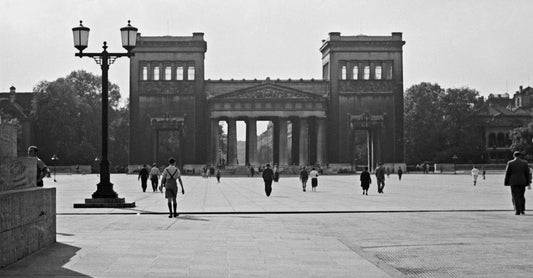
xmin=51 ymin=154 xmax=58 ymax=182
xmin=72 ymin=20 xmax=137 ymax=208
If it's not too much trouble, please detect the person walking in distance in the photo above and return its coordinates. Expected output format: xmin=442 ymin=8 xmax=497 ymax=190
xmin=27 ymin=146 xmax=48 ymax=187
xmin=300 ymin=166 xmax=309 ymax=192
xmin=397 ymin=166 xmax=403 ymax=181
xmin=504 ymin=151 xmax=531 ymax=215
xmin=482 ymin=168 xmax=486 ymax=180
xmin=161 ymin=157 xmax=185 ymax=218
xmin=216 ymin=169 xmax=221 ymax=183
xmin=309 ymin=167 xmax=319 ymax=192
xmin=360 ymin=167 xmax=371 ymax=195
xmin=138 ymin=164 xmax=149 ymax=192
xmin=149 ymin=163 xmax=160 ymax=192
xmin=471 ymin=165 xmax=480 ymax=186
xmin=262 ymin=164 xmax=274 ymax=197
xmin=375 ymin=163 xmax=386 ymax=194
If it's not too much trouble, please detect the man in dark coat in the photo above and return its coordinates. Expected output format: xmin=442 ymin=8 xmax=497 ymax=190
xmin=360 ymin=167 xmax=371 ymax=195
xmin=504 ymin=151 xmax=532 ymax=215
xmin=138 ymin=164 xmax=150 ymax=192
xmin=262 ymin=164 xmax=274 ymax=197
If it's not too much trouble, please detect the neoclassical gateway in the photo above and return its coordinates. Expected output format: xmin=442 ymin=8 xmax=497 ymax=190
xmin=129 ymin=32 xmax=405 ymax=170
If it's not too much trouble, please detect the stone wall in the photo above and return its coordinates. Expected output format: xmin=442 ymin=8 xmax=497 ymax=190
xmin=0 ymin=123 xmax=56 ymax=268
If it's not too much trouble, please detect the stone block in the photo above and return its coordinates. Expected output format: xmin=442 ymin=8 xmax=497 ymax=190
xmin=0 ymin=124 xmax=17 ymax=158
xmin=0 ymin=187 xmax=56 ymax=268
xmin=0 ymin=157 xmax=36 ymax=192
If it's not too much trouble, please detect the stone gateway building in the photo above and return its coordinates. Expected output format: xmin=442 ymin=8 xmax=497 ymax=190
xmin=129 ymin=32 xmax=405 ymax=170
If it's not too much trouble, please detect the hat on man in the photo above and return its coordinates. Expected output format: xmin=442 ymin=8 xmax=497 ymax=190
xmin=513 ymin=151 xmax=521 ymax=157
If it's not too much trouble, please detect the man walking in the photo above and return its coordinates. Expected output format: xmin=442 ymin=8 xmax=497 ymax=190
xmin=262 ymin=164 xmax=274 ymax=197
xmin=149 ymin=163 xmax=160 ymax=192
xmin=162 ymin=158 xmax=185 ymax=218
xmin=300 ymin=166 xmax=309 ymax=192
xmin=471 ymin=165 xmax=480 ymax=186
xmin=375 ymin=163 xmax=386 ymax=194
xmin=504 ymin=151 xmax=531 ymax=215
xmin=28 ymin=146 xmax=48 ymax=187
xmin=138 ymin=164 xmax=149 ymax=192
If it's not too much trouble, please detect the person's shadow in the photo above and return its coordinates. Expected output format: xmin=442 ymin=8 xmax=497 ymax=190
xmin=0 ymin=242 xmax=89 ymax=277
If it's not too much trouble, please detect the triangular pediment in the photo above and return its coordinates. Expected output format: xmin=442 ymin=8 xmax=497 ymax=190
xmin=212 ymin=83 xmax=324 ymax=100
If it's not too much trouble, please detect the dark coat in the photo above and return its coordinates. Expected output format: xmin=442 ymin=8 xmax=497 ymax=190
xmin=262 ymin=168 xmax=274 ymax=181
xmin=360 ymin=171 xmax=371 ymax=188
xmin=504 ymin=158 xmax=531 ymax=186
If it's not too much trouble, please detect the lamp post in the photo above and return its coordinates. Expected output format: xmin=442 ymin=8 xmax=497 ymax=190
xmin=51 ymin=154 xmax=58 ymax=182
xmin=72 ymin=20 xmax=137 ymax=208
xmin=452 ymin=154 xmax=458 ymax=174
xmin=94 ymin=157 xmax=100 ymax=177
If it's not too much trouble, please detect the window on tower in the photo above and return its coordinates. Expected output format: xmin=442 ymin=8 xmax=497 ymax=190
xmin=142 ymin=66 xmax=148 ymax=81
xmin=363 ymin=66 xmax=370 ymax=80
xmin=176 ymin=66 xmax=184 ymax=80
xmin=165 ymin=67 xmax=171 ymax=80
xmin=153 ymin=67 xmax=160 ymax=80
xmin=352 ymin=66 xmax=359 ymax=80
xmin=375 ymin=66 xmax=382 ymax=80
xmin=341 ymin=65 xmax=347 ymax=80
xmin=188 ymin=66 xmax=195 ymax=80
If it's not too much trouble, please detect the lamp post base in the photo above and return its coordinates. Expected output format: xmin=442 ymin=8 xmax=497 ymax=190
xmin=74 ymin=198 xmax=135 ymax=208
xmin=73 ymin=181 xmax=135 ymax=208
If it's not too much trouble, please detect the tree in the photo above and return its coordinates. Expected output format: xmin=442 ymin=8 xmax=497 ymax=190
xmin=404 ymin=83 xmax=486 ymax=164
xmin=509 ymin=123 xmax=533 ymax=160
xmin=404 ymin=82 xmax=445 ymax=163
xmin=32 ymin=70 xmax=127 ymax=167
xmin=434 ymin=87 xmax=485 ymax=163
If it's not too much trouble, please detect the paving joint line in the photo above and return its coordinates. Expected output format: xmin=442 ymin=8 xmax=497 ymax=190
xmin=57 ymin=209 xmax=512 ymax=215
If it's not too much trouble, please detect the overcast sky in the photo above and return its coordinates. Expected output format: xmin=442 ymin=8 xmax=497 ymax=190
xmin=2 ymin=0 xmax=533 ymax=138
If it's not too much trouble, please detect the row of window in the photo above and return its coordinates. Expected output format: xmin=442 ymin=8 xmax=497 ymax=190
xmin=340 ymin=61 xmax=393 ymax=80
xmin=141 ymin=65 xmax=195 ymax=81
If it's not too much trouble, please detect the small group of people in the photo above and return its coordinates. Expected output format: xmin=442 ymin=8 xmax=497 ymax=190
xmin=359 ymin=163 xmax=404 ymax=195
xmin=138 ymin=163 xmax=165 ymax=193
xmin=299 ymin=166 xmax=319 ymax=192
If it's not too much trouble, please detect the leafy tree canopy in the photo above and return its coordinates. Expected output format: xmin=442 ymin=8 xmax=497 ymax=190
xmin=32 ymin=70 xmax=128 ymax=167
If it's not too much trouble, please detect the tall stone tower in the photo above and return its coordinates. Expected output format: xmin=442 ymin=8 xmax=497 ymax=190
xmin=129 ymin=33 xmax=208 ymax=166
xmin=320 ymin=32 xmax=405 ymax=168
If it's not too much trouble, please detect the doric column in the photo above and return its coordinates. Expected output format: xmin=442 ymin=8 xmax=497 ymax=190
xmin=299 ymin=117 xmax=309 ymax=166
xmin=279 ymin=118 xmax=289 ymax=166
xmin=291 ymin=118 xmax=300 ymax=165
xmin=246 ymin=118 xmax=258 ymax=166
xmin=153 ymin=130 xmax=158 ymax=164
xmin=227 ymin=119 xmax=238 ymax=165
xmin=273 ymin=118 xmax=280 ymax=165
xmin=367 ymin=129 xmax=373 ymax=171
xmin=210 ymin=119 xmax=219 ymax=165
xmin=316 ymin=117 xmax=326 ymax=165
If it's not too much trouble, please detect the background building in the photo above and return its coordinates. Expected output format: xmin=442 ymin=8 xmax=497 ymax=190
xmin=129 ymin=32 xmax=406 ymax=170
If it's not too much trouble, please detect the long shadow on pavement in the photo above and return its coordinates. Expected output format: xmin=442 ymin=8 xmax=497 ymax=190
xmin=0 ymin=242 xmax=89 ymax=277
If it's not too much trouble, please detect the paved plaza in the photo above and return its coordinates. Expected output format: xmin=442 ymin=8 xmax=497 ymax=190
xmin=2 ymin=172 xmax=533 ymax=277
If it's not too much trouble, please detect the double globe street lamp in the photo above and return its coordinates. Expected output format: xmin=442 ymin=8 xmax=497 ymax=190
xmin=72 ymin=20 xmax=137 ymax=207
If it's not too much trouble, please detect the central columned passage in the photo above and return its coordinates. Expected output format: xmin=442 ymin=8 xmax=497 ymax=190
xmin=227 ymin=119 xmax=238 ymax=166
xmin=246 ymin=119 xmax=258 ymax=165
xmin=299 ymin=117 xmax=309 ymax=166
xmin=278 ymin=118 xmax=289 ymax=166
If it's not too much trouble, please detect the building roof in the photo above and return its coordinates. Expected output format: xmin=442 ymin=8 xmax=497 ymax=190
xmin=0 ymin=88 xmax=35 ymax=120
